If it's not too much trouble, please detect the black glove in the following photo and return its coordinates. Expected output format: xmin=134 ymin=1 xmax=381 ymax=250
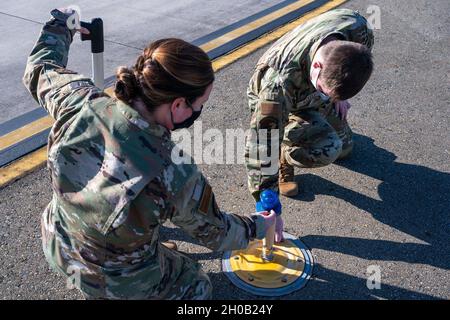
xmin=48 ymin=8 xmax=79 ymax=40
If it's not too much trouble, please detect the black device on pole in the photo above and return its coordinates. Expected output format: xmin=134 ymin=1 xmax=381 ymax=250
xmin=80 ymin=18 xmax=105 ymax=89
xmin=80 ymin=18 xmax=104 ymax=53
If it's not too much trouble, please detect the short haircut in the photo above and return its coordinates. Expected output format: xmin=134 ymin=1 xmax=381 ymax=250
xmin=320 ymin=40 xmax=374 ymax=101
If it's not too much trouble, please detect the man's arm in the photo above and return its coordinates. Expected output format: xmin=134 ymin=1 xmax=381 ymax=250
xmin=345 ymin=11 xmax=375 ymax=51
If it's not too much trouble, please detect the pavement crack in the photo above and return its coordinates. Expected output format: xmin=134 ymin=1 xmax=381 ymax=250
xmin=103 ymin=39 xmax=142 ymax=51
xmin=0 ymin=11 xmax=43 ymax=25
xmin=0 ymin=11 xmax=142 ymax=52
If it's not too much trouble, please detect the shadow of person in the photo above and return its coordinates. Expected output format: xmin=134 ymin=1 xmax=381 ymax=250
xmin=293 ymin=133 xmax=450 ymax=270
xmin=159 ymin=225 xmax=224 ymax=260
xmin=208 ymin=262 xmax=439 ymax=299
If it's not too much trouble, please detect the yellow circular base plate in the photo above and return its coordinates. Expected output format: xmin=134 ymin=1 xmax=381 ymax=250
xmin=228 ymin=239 xmax=305 ymax=289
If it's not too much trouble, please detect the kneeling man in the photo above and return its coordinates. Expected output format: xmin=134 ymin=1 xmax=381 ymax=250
xmin=245 ymin=8 xmax=374 ymax=202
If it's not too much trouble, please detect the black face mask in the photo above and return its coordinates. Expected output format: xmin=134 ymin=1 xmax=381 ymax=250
xmin=171 ymin=102 xmax=203 ymax=130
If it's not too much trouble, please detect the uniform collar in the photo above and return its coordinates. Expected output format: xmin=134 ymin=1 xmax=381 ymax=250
xmin=116 ymin=99 xmax=171 ymax=139
xmin=306 ymin=31 xmax=346 ymax=76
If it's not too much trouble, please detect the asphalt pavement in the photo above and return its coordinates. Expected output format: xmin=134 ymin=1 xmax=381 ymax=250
xmin=0 ymin=0 xmax=449 ymax=299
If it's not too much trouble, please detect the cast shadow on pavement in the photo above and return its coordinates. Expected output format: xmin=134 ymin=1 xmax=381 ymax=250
xmin=159 ymin=224 xmax=222 ymax=260
xmin=160 ymin=229 xmax=442 ymax=299
xmin=293 ymin=133 xmax=450 ymax=271
xmin=161 ymin=133 xmax=448 ymax=299
xmin=162 ymin=133 xmax=450 ymax=270
xmin=207 ymin=262 xmax=440 ymax=300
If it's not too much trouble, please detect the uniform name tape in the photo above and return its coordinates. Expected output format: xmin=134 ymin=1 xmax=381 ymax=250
xmin=198 ymin=184 xmax=212 ymax=215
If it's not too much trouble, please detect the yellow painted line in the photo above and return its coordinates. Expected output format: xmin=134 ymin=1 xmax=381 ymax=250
xmin=200 ymin=0 xmax=316 ymax=53
xmin=212 ymin=0 xmax=347 ymax=72
xmin=0 ymin=146 xmax=47 ymax=188
xmin=0 ymin=0 xmax=335 ymax=153
xmin=1 ymin=0 xmax=346 ymax=188
xmin=0 ymin=115 xmax=54 ymax=150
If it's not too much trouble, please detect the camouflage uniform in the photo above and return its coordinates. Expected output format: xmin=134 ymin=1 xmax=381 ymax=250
xmin=23 ymin=18 xmax=267 ymax=300
xmin=245 ymin=9 xmax=374 ymax=200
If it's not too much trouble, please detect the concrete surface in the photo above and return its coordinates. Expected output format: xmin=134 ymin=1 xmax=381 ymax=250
xmin=0 ymin=0 xmax=449 ymax=300
xmin=0 ymin=0 xmax=285 ymax=123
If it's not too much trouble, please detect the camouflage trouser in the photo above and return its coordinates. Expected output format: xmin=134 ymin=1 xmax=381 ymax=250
xmin=245 ymin=66 xmax=352 ymax=198
xmin=81 ymin=251 xmax=212 ymax=300
xmin=147 ymin=244 xmax=213 ymax=300
xmin=283 ymin=103 xmax=353 ymax=168
xmin=41 ymin=206 xmax=212 ymax=300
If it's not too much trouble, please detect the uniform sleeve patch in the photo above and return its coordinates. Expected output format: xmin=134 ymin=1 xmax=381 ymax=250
xmin=55 ymin=68 xmax=78 ymax=74
xmin=68 ymin=80 xmax=92 ymax=91
xmin=198 ymin=183 xmax=212 ymax=215
xmin=191 ymin=180 xmax=204 ymax=202
xmin=260 ymin=102 xmax=281 ymax=118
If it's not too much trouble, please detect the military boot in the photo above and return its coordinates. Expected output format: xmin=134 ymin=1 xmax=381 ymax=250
xmin=338 ymin=142 xmax=353 ymax=160
xmin=279 ymin=148 xmax=298 ymax=197
xmin=162 ymin=241 xmax=178 ymax=251
xmin=338 ymin=147 xmax=353 ymax=160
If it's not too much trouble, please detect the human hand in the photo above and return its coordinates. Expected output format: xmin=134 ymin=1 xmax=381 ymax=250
xmin=334 ymin=100 xmax=351 ymax=121
xmin=254 ymin=210 xmax=276 ymax=234
xmin=275 ymin=215 xmax=284 ymax=242
xmin=51 ymin=8 xmax=90 ymax=35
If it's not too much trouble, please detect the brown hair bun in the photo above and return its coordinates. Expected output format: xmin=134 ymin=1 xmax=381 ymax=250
xmin=114 ymin=66 xmax=139 ymax=103
xmin=114 ymin=38 xmax=215 ymax=109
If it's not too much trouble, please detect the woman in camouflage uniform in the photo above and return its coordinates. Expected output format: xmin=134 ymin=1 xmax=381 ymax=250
xmin=23 ymin=8 xmax=275 ymax=299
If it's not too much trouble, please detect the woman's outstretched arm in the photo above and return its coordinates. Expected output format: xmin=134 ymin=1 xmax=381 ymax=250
xmin=22 ymin=8 xmax=101 ymax=121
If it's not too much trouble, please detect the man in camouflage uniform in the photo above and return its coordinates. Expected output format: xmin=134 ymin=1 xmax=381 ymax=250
xmin=23 ymin=9 xmax=274 ymax=299
xmin=245 ymin=9 xmax=374 ymax=202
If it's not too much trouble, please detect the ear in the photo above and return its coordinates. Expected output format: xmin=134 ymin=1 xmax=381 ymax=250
xmin=313 ymin=61 xmax=322 ymax=69
xmin=170 ymin=97 xmax=185 ymax=113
